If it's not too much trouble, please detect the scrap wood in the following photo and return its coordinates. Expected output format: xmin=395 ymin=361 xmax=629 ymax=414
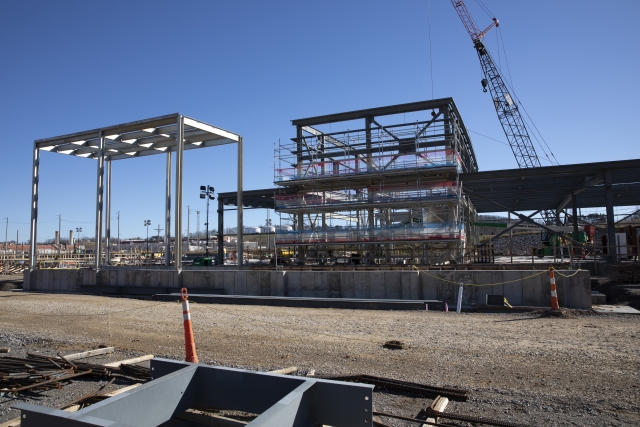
xmin=424 ymin=395 xmax=449 ymax=425
xmin=63 ymin=347 xmax=114 ymax=361
xmin=176 ymin=410 xmax=249 ymax=426
xmin=267 ymin=366 xmax=297 ymax=375
xmin=423 ymin=408 xmax=537 ymax=427
xmin=103 ymin=354 xmax=154 ymax=368
xmin=0 ymin=349 xmax=9 ymax=353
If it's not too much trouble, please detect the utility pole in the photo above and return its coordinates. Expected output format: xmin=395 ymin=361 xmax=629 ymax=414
xmin=117 ymin=211 xmax=121 ymax=252
xmin=187 ymin=205 xmax=190 ymax=250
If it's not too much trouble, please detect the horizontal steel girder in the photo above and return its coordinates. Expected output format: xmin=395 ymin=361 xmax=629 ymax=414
xmin=14 ymin=359 xmax=373 ymax=427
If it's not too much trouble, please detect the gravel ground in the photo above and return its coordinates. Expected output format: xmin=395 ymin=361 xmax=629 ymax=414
xmin=1 ymin=291 xmax=639 ymax=426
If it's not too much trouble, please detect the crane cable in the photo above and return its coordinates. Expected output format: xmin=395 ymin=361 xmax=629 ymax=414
xmin=490 ymin=27 xmax=560 ymax=166
xmin=469 ymin=0 xmax=560 ymax=167
xmin=427 ymin=0 xmax=435 ymax=99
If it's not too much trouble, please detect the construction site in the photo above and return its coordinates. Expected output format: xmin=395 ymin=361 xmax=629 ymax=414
xmin=1 ymin=1 xmax=639 ymax=427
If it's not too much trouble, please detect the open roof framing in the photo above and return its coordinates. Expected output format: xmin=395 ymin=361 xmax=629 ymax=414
xmin=29 ymin=114 xmax=245 ymax=271
xmin=36 ymin=113 xmax=239 ymax=160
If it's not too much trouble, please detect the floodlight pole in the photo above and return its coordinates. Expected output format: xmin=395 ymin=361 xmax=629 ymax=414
xmin=200 ymin=185 xmax=215 ymax=258
xmin=206 ymin=195 xmax=210 ymax=257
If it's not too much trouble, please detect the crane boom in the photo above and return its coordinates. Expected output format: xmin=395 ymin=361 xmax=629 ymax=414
xmin=450 ymin=0 xmax=558 ymax=223
xmin=450 ymin=0 xmax=541 ymax=169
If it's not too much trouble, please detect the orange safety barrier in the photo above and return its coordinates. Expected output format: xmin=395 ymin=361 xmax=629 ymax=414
xmin=548 ymin=268 xmax=559 ymax=311
xmin=180 ymin=288 xmax=199 ymax=363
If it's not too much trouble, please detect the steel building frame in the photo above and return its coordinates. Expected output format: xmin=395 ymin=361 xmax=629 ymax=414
xmin=29 ymin=114 xmax=244 ymax=271
xmin=14 ymin=358 xmax=373 ymax=427
xmin=274 ymin=98 xmax=478 ymax=265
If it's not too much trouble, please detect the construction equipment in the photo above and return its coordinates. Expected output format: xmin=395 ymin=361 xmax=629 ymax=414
xmin=450 ymin=1 xmax=557 ymax=224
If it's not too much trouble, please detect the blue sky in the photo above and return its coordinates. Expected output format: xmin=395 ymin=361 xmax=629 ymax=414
xmin=1 ymin=0 xmax=639 ymax=242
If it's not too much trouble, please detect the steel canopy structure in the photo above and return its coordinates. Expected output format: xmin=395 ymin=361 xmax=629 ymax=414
xmin=29 ymin=113 xmax=244 ymax=271
xmin=461 ymin=158 xmax=640 ymax=214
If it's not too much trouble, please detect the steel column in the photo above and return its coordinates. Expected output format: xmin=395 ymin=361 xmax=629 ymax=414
xmin=174 ymin=116 xmax=184 ymax=270
xmin=217 ymin=198 xmax=224 ymax=264
xmin=165 ymin=151 xmax=172 ymax=266
xmin=604 ymin=170 xmax=617 ymax=261
xmin=28 ymin=143 xmax=40 ymax=270
xmin=104 ymin=158 xmax=112 ymax=265
xmin=94 ymin=131 xmax=105 ymax=270
xmin=572 ymin=193 xmax=579 ymax=246
xmin=237 ymin=136 xmax=243 ymax=266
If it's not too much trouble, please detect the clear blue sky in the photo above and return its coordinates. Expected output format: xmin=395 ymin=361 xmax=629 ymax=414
xmin=1 ymin=0 xmax=638 ymax=242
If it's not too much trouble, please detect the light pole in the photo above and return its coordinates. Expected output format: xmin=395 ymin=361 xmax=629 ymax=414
xmin=76 ymin=227 xmax=82 ymax=252
xmin=200 ymin=186 xmax=215 ymax=257
xmin=144 ymin=220 xmax=151 ymax=255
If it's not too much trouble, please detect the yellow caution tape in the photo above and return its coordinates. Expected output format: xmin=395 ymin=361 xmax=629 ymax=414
xmin=551 ymin=267 xmax=582 ymax=278
xmin=503 ymin=297 xmax=513 ymax=308
xmin=420 ymin=270 xmax=547 ymax=286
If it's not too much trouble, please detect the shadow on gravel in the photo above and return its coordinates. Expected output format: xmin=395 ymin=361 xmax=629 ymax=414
xmin=533 ymin=308 xmax=602 ymax=318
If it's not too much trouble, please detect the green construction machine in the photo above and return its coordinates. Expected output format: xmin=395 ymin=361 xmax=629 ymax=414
xmin=535 ymin=231 xmax=588 ymax=257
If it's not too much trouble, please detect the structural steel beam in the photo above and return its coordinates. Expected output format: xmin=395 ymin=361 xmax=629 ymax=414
xmin=604 ymin=170 xmax=617 ymax=261
xmin=14 ymin=359 xmax=373 ymax=427
xmin=28 ymin=144 xmax=40 ymax=271
xmin=94 ymin=131 xmax=105 ymax=270
xmin=555 ymin=173 xmax=603 ymax=215
xmin=174 ymin=116 xmax=184 ymax=270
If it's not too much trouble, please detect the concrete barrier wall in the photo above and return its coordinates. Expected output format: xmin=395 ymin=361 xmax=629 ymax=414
xmin=22 ymin=268 xmax=591 ymax=309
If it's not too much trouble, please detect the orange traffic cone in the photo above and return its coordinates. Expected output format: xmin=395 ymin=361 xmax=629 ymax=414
xmin=549 ymin=267 xmax=559 ymax=311
xmin=181 ymin=288 xmax=198 ymax=363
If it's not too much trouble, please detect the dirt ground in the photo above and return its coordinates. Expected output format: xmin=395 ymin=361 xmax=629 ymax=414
xmin=1 ymin=291 xmax=639 ymax=426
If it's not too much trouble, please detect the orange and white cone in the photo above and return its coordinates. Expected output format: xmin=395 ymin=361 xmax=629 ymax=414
xmin=549 ymin=268 xmax=559 ymax=311
xmin=181 ymin=288 xmax=199 ymax=363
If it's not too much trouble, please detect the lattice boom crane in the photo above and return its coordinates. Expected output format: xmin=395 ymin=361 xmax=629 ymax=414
xmin=450 ymin=0 xmax=542 ymax=169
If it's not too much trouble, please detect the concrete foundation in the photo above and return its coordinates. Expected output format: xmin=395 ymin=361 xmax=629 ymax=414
xmin=23 ymin=268 xmax=592 ymax=309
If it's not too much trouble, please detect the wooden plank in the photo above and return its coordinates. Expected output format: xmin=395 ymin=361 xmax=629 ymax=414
xmin=267 ymin=366 xmax=297 ymax=375
xmin=176 ymin=410 xmax=248 ymax=426
xmin=102 ymin=383 xmax=142 ymax=397
xmin=104 ymin=354 xmax=154 ymax=368
xmin=424 ymin=395 xmax=449 ymax=426
xmin=64 ymin=347 xmax=114 ymax=360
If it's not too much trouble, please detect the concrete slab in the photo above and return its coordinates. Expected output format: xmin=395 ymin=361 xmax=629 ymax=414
xmin=593 ymin=305 xmax=640 ymax=315
xmin=402 ymin=271 xmax=419 ymax=300
xmin=285 ymin=271 xmax=301 ymax=297
xmin=223 ymin=271 xmax=236 ymax=294
xmin=353 ymin=272 xmax=370 ymax=299
xmin=235 ymin=271 xmax=247 ymax=295
xmin=341 ymin=272 xmax=355 ymax=298
xmin=328 ymin=272 xmax=342 ymax=298
xmin=153 ymin=293 xmax=445 ymax=311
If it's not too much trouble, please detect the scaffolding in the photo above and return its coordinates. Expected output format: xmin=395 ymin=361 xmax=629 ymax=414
xmin=274 ymin=98 xmax=479 ymax=265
